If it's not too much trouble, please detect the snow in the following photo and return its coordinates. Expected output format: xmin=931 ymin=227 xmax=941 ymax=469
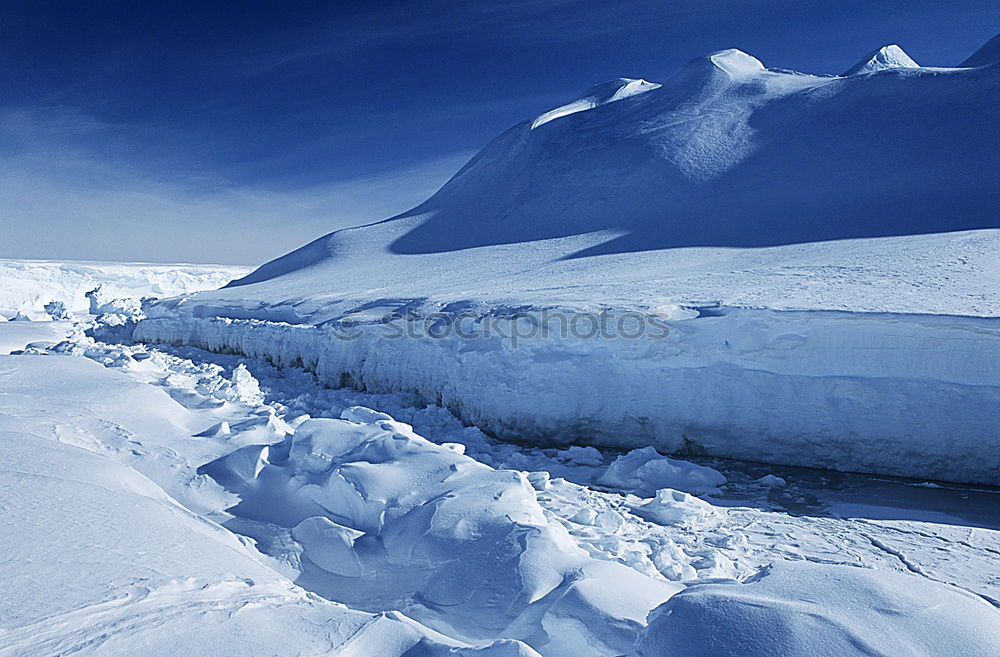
xmin=136 ymin=35 xmax=1000 ymax=485
xmin=756 ymin=474 xmax=787 ymax=488
xmin=843 ymin=44 xmax=919 ymax=75
xmin=0 ymin=319 xmax=75 ymax=354
xmin=706 ymin=47 xmax=767 ymax=77
xmin=203 ymin=411 xmax=679 ymax=656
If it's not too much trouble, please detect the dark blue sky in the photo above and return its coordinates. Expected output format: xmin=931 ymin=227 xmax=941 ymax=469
xmin=2 ymin=1 xmax=997 ymax=263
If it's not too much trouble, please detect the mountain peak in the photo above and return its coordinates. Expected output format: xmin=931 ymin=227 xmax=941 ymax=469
xmin=843 ymin=45 xmax=918 ymax=76
xmin=961 ymin=33 xmax=1000 ymax=67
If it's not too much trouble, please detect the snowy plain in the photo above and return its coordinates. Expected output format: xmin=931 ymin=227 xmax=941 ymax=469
xmin=3 ymin=34 xmax=1000 ymax=657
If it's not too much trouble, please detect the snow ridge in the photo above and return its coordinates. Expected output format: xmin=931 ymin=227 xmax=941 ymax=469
xmin=532 ymin=77 xmax=660 ymax=129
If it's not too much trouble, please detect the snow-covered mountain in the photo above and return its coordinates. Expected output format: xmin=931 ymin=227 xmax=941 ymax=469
xmin=232 ymin=37 xmax=998 ymax=287
xmin=140 ymin=36 xmax=1000 ymax=484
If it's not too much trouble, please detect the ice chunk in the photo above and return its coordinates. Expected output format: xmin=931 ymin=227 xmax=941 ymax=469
xmin=557 ymin=445 xmax=604 ymax=467
xmin=86 ymin=284 xmax=142 ymax=318
xmin=341 ymin=405 xmax=395 ymax=424
xmin=229 ymin=363 xmax=265 ymax=406
xmin=756 ymin=474 xmax=787 ymax=488
xmin=527 ymin=471 xmax=551 ymax=491
xmin=43 ymin=300 xmax=71 ymax=320
xmin=634 ymin=488 xmax=721 ymax=527
xmin=598 ymin=447 xmax=725 ymax=496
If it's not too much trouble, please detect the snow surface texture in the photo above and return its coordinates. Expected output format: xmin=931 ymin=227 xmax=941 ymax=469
xmin=0 ymin=258 xmax=249 ymax=317
xmin=137 ymin=37 xmax=1000 ymax=485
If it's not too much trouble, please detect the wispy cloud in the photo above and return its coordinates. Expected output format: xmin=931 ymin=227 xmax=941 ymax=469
xmin=226 ymin=1 xmax=648 ymax=79
xmin=0 ymin=106 xmax=472 ymax=264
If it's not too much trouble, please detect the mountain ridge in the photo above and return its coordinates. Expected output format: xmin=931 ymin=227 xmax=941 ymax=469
xmin=227 ymin=33 xmax=999 ymax=289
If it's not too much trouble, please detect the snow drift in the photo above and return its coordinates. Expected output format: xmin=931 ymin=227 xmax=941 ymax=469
xmin=202 ymin=408 xmax=678 ymax=656
xmin=138 ymin=36 xmax=1000 ymax=485
xmin=633 ymin=560 xmax=1000 ymax=657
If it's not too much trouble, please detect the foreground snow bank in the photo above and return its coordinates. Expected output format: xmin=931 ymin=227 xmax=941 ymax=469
xmin=136 ymin=304 xmax=1000 ymax=485
xmin=634 ymin=560 xmax=1000 ymax=657
xmin=0 ymin=356 xmax=536 ymax=657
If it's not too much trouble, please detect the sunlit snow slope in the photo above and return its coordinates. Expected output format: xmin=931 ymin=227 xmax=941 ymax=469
xmin=140 ymin=37 xmax=1000 ymax=484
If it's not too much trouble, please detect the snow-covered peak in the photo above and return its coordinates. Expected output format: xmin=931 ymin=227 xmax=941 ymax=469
xmin=843 ymin=44 xmax=918 ymax=75
xmin=961 ymin=32 xmax=1000 ymax=67
xmin=707 ymin=48 xmax=766 ymax=78
xmin=667 ymin=48 xmax=766 ymax=90
xmin=531 ymin=77 xmax=660 ymax=129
